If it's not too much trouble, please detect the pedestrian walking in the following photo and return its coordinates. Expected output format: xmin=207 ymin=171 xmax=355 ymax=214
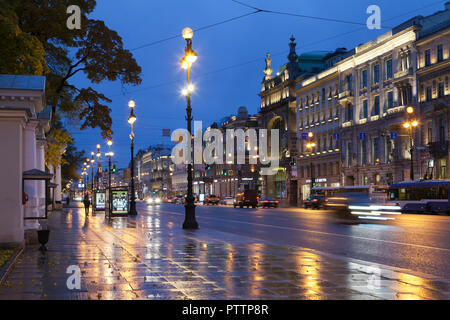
xmin=83 ymin=194 xmax=91 ymax=215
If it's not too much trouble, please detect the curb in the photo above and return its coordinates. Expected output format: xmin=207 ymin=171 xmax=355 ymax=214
xmin=0 ymin=245 xmax=25 ymax=286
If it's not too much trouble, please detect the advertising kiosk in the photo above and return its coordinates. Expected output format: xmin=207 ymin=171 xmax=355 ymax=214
xmin=94 ymin=189 xmax=106 ymax=212
xmin=109 ymin=186 xmax=129 ymax=217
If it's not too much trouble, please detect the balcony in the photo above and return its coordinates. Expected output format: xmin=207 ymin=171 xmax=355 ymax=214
xmin=338 ymin=90 xmax=354 ymax=105
xmin=393 ymin=67 xmax=414 ymax=85
xmin=428 ymin=141 xmax=449 ymax=158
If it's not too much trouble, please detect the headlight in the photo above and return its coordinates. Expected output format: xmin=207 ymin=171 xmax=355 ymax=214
xmin=147 ymin=198 xmax=153 ymax=204
xmin=155 ymin=198 xmax=161 ymax=203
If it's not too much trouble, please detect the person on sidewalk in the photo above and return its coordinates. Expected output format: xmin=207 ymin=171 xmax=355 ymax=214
xmin=83 ymin=194 xmax=91 ymax=215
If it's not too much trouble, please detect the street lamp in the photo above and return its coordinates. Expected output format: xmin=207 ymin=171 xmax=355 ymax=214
xmin=96 ymin=144 xmax=101 ymax=189
xmin=305 ymin=132 xmax=316 ymax=191
xmin=180 ymin=27 xmax=198 ymax=229
xmin=128 ymin=100 xmax=138 ymax=215
xmin=90 ymin=153 xmax=95 ymax=195
xmin=106 ymin=139 xmax=114 ymax=195
xmin=403 ymin=107 xmax=419 ymax=181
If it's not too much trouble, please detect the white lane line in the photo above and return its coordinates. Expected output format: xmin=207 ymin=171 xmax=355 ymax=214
xmin=157 ymin=208 xmax=450 ymax=253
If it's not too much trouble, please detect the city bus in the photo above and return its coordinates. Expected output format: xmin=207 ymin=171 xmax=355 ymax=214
xmin=388 ymin=180 xmax=450 ymax=214
xmin=312 ymin=185 xmax=389 ymax=202
xmin=314 ymin=185 xmax=398 ymax=221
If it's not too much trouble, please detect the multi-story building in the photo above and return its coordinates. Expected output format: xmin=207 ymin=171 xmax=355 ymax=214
xmin=202 ymin=106 xmax=260 ymax=199
xmin=136 ymin=145 xmax=172 ymax=198
xmin=416 ymin=22 xmax=450 ymax=179
xmin=171 ymin=163 xmax=187 ymax=195
xmin=258 ymin=36 xmax=333 ymax=206
xmin=295 ymin=49 xmax=353 ymax=201
xmin=294 ymin=3 xmax=450 ymax=198
xmin=339 ymin=5 xmax=450 ymax=187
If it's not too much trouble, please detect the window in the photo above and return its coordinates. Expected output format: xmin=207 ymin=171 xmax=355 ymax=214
xmin=346 ymin=104 xmax=353 ymax=122
xmin=362 ymin=100 xmax=368 ymax=118
xmin=361 ymin=70 xmax=368 ymax=88
xmin=385 ymin=59 xmax=392 ymax=79
xmin=425 ymin=49 xmax=431 ymax=66
xmin=374 ymin=96 xmax=380 ymax=115
xmin=427 ymin=122 xmax=433 ymax=144
xmin=384 ymin=135 xmax=392 ymax=164
xmin=437 ymin=44 xmax=443 ymax=62
xmin=440 ymin=119 xmax=446 ymax=142
xmin=386 ymin=91 xmax=393 ymax=109
xmin=373 ymin=64 xmax=380 ymax=83
xmin=345 ymin=141 xmax=352 ymax=167
xmin=440 ymin=159 xmax=447 ymax=179
xmin=372 ymin=137 xmax=379 ymax=164
xmin=360 ymin=140 xmax=367 ymax=165
xmin=426 ymin=86 xmax=433 ymax=101
xmin=438 ymin=82 xmax=445 ymax=98
xmin=322 ymin=88 xmax=326 ymax=101
xmin=347 ymin=74 xmax=353 ymax=91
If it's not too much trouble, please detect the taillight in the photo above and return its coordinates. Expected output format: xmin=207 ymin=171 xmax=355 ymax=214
xmin=243 ymin=197 xmax=245 ymax=201
xmin=275 ymin=201 xmax=279 ymax=203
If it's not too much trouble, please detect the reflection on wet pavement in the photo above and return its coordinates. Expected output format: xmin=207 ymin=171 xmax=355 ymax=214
xmin=0 ymin=204 xmax=448 ymax=300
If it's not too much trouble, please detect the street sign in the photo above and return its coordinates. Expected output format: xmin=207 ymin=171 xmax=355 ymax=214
xmin=390 ymin=132 xmax=398 ymax=139
xmin=301 ymin=133 xmax=309 ymax=140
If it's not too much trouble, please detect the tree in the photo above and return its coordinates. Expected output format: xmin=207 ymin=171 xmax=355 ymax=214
xmin=62 ymin=140 xmax=86 ymax=186
xmin=0 ymin=3 xmax=46 ymax=75
xmin=8 ymin=0 xmax=142 ymax=138
xmin=1 ymin=0 xmax=142 ymax=174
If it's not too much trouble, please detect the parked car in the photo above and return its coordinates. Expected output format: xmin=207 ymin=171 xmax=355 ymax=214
xmin=234 ymin=190 xmax=258 ymax=208
xmin=220 ymin=197 xmax=234 ymax=205
xmin=303 ymin=195 xmax=325 ymax=209
xmin=204 ymin=195 xmax=220 ymax=205
xmin=258 ymin=197 xmax=279 ymax=208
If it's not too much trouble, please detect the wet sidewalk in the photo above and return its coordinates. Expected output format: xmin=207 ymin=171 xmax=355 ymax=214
xmin=0 ymin=204 xmax=449 ymax=300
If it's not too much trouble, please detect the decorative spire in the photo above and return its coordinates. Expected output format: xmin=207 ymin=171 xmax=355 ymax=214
xmin=288 ymin=35 xmax=298 ymax=63
xmin=263 ymin=53 xmax=273 ymax=80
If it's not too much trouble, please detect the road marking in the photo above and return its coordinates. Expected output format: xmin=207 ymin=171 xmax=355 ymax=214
xmin=157 ymin=208 xmax=450 ymax=253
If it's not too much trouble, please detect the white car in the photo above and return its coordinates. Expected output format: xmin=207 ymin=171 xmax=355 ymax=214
xmin=146 ymin=197 xmax=162 ymax=205
xmin=220 ymin=197 xmax=234 ymax=205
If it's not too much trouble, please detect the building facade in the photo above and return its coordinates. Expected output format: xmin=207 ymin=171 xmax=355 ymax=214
xmin=416 ymin=24 xmax=450 ymax=179
xmin=201 ymin=106 xmax=261 ymax=199
xmin=258 ymin=37 xmax=333 ymax=206
xmin=0 ymin=74 xmax=51 ymax=245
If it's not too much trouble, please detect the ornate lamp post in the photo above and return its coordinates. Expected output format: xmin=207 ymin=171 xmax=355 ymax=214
xmin=96 ymin=144 xmax=101 ymax=189
xmin=306 ymin=132 xmax=316 ymax=192
xmin=180 ymin=27 xmax=198 ymax=229
xmin=403 ymin=106 xmax=419 ymax=181
xmin=128 ymin=100 xmax=138 ymax=216
xmin=90 ymin=153 xmax=95 ymax=195
xmin=107 ymin=139 xmax=113 ymax=192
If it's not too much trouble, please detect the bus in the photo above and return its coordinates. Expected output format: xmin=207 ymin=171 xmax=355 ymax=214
xmin=312 ymin=185 xmax=389 ymax=202
xmin=388 ymin=180 xmax=450 ymax=214
xmin=315 ymin=185 xmax=399 ymax=221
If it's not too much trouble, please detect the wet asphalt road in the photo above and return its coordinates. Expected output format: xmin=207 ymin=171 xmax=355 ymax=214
xmin=152 ymin=203 xmax=450 ymax=279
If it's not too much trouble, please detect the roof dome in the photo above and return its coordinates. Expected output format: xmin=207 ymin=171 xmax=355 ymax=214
xmin=237 ymin=106 xmax=248 ymax=117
